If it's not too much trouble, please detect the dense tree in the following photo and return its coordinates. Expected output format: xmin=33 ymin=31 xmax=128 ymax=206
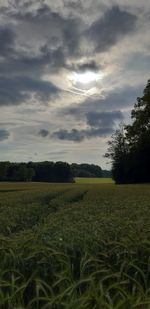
xmin=5 ymin=163 xmax=35 ymax=182
xmin=26 ymin=167 xmax=35 ymax=181
xmin=0 ymin=162 xmax=10 ymax=181
xmin=31 ymin=161 xmax=73 ymax=183
xmin=54 ymin=161 xmax=72 ymax=182
xmin=0 ymin=161 xmax=73 ymax=183
xmin=71 ymin=163 xmax=102 ymax=178
xmin=106 ymin=80 xmax=150 ymax=183
xmin=105 ymin=127 xmax=129 ymax=183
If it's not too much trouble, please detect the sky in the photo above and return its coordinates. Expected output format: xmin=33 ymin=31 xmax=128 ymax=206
xmin=0 ymin=0 xmax=150 ymax=168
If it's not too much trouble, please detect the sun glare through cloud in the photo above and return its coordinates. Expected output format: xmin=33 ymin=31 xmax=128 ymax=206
xmin=70 ymin=71 xmax=104 ymax=85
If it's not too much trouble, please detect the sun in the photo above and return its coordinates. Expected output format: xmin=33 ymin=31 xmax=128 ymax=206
xmin=70 ymin=71 xmax=103 ymax=85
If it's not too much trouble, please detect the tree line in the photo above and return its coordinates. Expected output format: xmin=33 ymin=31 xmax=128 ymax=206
xmin=0 ymin=161 xmax=73 ymax=182
xmin=0 ymin=161 xmax=110 ymax=182
xmin=106 ymin=79 xmax=150 ymax=184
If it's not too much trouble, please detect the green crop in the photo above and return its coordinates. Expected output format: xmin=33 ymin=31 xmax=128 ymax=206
xmin=0 ymin=182 xmax=150 ymax=308
xmin=75 ymin=177 xmax=114 ymax=184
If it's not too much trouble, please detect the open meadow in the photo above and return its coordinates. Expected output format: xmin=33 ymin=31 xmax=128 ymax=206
xmin=75 ymin=177 xmax=114 ymax=184
xmin=0 ymin=181 xmax=150 ymax=308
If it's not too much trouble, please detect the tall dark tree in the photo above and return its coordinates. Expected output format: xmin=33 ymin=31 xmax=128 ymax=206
xmin=106 ymin=80 xmax=150 ymax=183
xmin=105 ymin=126 xmax=129 ymax=183
xmin=126 ymin=79 xmax=150 ymax=144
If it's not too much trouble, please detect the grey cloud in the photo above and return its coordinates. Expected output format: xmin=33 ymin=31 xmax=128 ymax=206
xmin=86 ymin=111 xmax=123 ymax=127
xmin=52 ymin=127 xmax=113 ymax=142
xmin=76 ymin=60 xmax=99 ymax=72
xmin=0 ymin=45 xmax=65 ymax=78
xmin=64 ymin=0 xmax=83 ymax=11
xmin=0 ymin=129 xmax=10 ymax=141
xmin=38 ymin=129 xmax=49 ymax=137
xmin=63 ymin=18 xmax=81 ymax=56
xmin=84 ymin=86 xmax=144 ymax=111
xmin=0 ymin=77 xmax=60 ymax=106
xmin=40 ymin=45 xmax=65 ymax=71
xmin=52 ymin=110 xmax=123 ymax=142
xmin=0 ymin=14 xmax=65 ymax=107
xmin=52 ymin=129 xmax=84 ymax=142
xmin=9 ymin=3 xmax=82 ymax=57
xmin=86 ymin=5 xmax=137 ymax=52
xmin=0 ymin=4 xmax=81 ymax=80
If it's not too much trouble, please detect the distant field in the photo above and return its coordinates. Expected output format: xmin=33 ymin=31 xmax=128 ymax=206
xmin=0 ymin=181 xmax=150 ymax=308
xmin=75 ymin=177 xmax=114 ymax=183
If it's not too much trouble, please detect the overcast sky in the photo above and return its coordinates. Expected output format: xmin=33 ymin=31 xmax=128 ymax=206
xmin=0 ymin=0 xmax=150 ymax=168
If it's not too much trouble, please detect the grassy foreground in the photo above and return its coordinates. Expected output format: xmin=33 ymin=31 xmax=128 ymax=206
xmin=0 ymin=182 xmax=150 ymax=308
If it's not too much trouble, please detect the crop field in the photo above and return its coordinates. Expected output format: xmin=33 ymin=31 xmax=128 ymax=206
xmin=0 ymin=182 xmax=150 ymax=308
xmin=75 ymin=177 xmax=114 ymax=184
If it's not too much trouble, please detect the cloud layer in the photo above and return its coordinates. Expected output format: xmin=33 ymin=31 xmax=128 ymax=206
xmin=0 ymin=0 xmax=149 ymax=167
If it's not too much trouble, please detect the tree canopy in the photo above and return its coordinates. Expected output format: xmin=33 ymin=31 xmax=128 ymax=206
xmin=71 ymin=163 xmax=103 ymax=178
xmin=106 ymin=79 xmax=150 ymax=184
xmin=0 ymin=161 xmax=73 ymax=183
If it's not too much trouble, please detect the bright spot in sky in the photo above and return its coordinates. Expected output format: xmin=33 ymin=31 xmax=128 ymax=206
xmin=70 ymin=71 xmax=103 ymax=85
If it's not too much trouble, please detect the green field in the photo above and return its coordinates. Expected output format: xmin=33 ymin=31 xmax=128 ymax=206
xmin=75 ymin=177 xmax=114 ymax=183
xmin=0 ymin=182 xmax=150 ymax=308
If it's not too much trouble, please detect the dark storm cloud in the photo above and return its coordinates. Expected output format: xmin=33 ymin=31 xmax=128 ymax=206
xmin=38 ymin=129 xmax=49 ymax=137
xmin=52 ymin=127 xmax=113 ymax=142
xmin=0 ymin=27 xmax=15 ymax=56
xmin=0 ymin=129 xmax=10 ymax=141
xmin=86 ymin=6 xmax=137 ymax=52
xmin=0 ymin=77 xmax=60 ymax=106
